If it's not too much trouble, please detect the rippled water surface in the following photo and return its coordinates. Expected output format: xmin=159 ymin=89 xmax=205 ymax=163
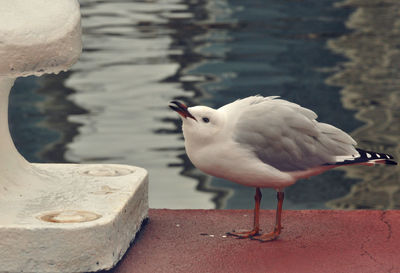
xmin=10 ymin=0 xmax=399 ymax=209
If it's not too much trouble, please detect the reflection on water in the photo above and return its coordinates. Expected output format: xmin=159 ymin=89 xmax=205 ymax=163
xmin=326 ymin=0 xmax=400 ymax=209
xmin=9 ymin=0 xmax=398 ymax=209
xmin=62 ymin=0 xmax=217 ymax=209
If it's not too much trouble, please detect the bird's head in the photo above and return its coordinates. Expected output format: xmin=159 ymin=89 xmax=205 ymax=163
xmin=169 ymin=100 xmax=226 ymax=144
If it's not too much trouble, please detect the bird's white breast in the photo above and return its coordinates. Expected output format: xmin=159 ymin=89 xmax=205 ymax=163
xmin=184 ymin=137 xmax=295 ymax=190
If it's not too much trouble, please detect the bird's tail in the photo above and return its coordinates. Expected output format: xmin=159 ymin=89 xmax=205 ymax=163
xmin=326 ymin=148 xmax=397 ymax=167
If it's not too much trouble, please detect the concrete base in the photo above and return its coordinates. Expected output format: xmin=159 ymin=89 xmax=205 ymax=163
xmin=0 ymin=163 xmax=148 ymax=273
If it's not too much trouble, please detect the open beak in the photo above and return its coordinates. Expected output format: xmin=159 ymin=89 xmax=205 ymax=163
xmin=169 ymin=100 xmax=197 ymax=121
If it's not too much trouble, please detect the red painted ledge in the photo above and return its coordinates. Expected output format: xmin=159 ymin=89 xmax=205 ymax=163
xmin=107 ymin=209 xmax=400 ymax=273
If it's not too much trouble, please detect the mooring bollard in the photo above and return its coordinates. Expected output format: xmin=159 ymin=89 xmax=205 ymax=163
xmin=0 ymin=1 xmax=148 ymax=272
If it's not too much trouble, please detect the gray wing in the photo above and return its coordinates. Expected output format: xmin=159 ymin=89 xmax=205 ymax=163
xmin=231 ymin=97 xmax=358 ymax=172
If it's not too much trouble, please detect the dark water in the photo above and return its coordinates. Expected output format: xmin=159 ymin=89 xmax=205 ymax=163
xmin=9 ymin=0 xmax=399 ymax=209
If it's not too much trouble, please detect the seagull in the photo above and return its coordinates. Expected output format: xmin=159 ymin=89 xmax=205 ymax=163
xmin=169 ymin=96 xmax=397 ymax=242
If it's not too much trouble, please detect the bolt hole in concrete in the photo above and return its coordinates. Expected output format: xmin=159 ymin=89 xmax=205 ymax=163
xmin=39 ymin=210 xmax=102 ymax=223
xmin=79 ymin=166 xmax=135 ymax=177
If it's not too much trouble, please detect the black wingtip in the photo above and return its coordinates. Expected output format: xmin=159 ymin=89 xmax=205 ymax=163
xmin=385 ymin=159 xmax=398 ymax=165
xmin=324 ymin=148 xmax=398 ymax=167
xmin=356 ymin=148 xmax=397 ymax=164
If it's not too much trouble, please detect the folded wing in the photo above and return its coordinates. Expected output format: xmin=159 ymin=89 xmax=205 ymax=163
xmin=231 ymin=96 xmax=358 ymax=172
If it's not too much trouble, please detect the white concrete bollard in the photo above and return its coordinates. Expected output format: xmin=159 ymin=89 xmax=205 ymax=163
xmin=0 ymin=1 xmax=148 ymax=272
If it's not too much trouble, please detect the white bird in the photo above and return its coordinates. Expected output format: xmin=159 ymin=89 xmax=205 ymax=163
xmin=169 ymin=96 xmax=397 ymax=242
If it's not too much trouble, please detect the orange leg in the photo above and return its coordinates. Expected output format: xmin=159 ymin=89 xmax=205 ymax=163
xmin=251 ymin=191 xmax=284 ymax=242
xmin=227 ymin=187 xmax=262 ymax=238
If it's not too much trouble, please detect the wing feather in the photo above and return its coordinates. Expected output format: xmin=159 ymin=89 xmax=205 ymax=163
xmin=231 ymin=97 xmax=358 ymax=172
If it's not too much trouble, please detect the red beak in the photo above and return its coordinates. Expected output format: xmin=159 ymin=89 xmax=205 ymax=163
xmin=169 ymin=101 xmax=197 ymax=121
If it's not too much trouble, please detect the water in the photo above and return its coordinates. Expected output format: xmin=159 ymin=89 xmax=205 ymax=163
xmin=9 ymin=0 xmax=399 ymax=209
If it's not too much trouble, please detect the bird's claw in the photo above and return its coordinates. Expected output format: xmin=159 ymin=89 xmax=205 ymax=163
xmin=250 ymin=233 xmax=280 ymax=242
xmin=227 ymin=228 xmax=281 ymax=242
xmin=226 ymin=230 xmax=259 ymax=239
xmin=251 ymin=227 xmax=281 ymax=242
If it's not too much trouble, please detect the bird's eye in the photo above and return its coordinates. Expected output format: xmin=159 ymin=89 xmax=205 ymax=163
xmin=202 ymin=117 xmax=210 ymax=123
